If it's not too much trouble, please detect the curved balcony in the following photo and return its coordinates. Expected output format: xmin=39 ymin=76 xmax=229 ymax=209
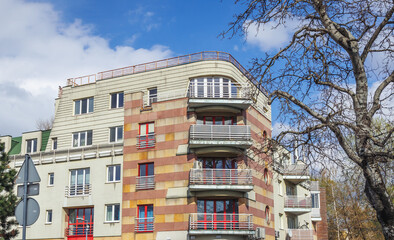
xmin=189 ymin=125 xmax=252 ymax=150
xmin=189 ymin=213 xmax=254 ymax=236
xmin=284 ymin=196 xmax=312 ymax=214
xmin=189 ymin=168 xmax=253 ymax=192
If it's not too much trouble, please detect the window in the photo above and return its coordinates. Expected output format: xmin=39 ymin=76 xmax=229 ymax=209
xmin=311 ymin=193 xmax=320 ymax=208
xmin=138 ymin=123 xmax=155 ymax=149
xmin=72 ymin=130 xmax=93 ymax=147
xmin=287 ymin=216 xmax=297 ymax=229
xmin=26 ymin=138 xmax=37 ymax=153
xmin=69 ymin=168 xmax=90 ymax=196
xmin=137 ymin=163 xmax=154 ymax=190
xmin=189 ymin=77 xmax=239 ymax=98
xmin=110 ymin=126 xmax=123 ymax=143
xmin=264 ymin=168 xmax=270 ymax=185
xmin=107 ymin=165 xmax=121 ymax=183
xmin=286 ymin=184 xmax=296 ymax=196
xmin=196 ymin=116 xmax=236 ymax=125
xmin=52 ymin=138 xmax=57 ymax=150
xmin=46 ymin=210 xmax=53 ymax=224
xmin=278 ymin=180 xmax=283 ymax=195
xmin=105 ymin=204 xmax=120 ymax=222
xmin=48 ymin=173 xmax=54 ymax=186
xmin=136 ymin=205 xmax=154 ymax=232
xmin=111 ymin=92 xmax=124 ymax=109
xmin=265 ymin=206 xmax=271 ymax=224
xmin=74 ymin=97 xmax=94 ymax=115
xmin=148 ymin=88 xmax=157 ymax=106
xmin=67 ymin=208 xmax=93 ymax=237
xmin=196 ymin=199 xmax=239 ymax=230
xmin=279 ymin=213 xmax=284 ymax=229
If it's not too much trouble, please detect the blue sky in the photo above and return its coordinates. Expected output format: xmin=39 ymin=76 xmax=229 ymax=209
xmin=0 ymin=0 xmax=297 ymax=136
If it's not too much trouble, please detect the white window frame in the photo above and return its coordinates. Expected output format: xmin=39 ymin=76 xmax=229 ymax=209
xmin=278 ymin=180 xmax=283 ymax=196
xmin=48 ymin=173 xmax=54 ymax=186
xmin=279 ymin=213 xmax=284 ymax=229
xmin=107 ymin=165 xmax=121 ymax=183
xmin=72 ymin=130 xmax=93 ymax=147
xmin=74 ymin=97 xmax=94 ymax=115
xmin=148 ymin=87 xmax=157 ymax=106
xmin=109 ymin=126 xmax=123 ymax=143
xmin=189 ymin=77 xmax=239 ymax=98
xmin=110 ymin=92 xmax=124 ymax=109
xmin=46 ymin=210 xmax=53 ymax=224
xmin=105 ymin=204 xmax=120 ymax=222
xmin=26 ymin=138 xmax=37 ymax=153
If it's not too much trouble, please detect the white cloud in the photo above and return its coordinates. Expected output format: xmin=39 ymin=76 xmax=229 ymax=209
xmin=245 ymin=20 xmax=300 ymax=51
xmin=0 ymin=0 xmax=173 ymax=136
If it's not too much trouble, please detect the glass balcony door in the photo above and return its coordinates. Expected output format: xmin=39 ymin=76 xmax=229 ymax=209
xmin=190 ymin=77 xmax=238 ymax=98
xmin=69 ymin=168 xmax=90 ymax=196
xmin=67 ymin=208 xmax=93 ymax=239
xmin=197 ymin=199 xmax=239 ymax=230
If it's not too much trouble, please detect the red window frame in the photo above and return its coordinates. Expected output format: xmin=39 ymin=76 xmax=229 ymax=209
xmin=67 ymin=208 xmax=94 ymax=239
xmin=197 ymin=199 xmax=239 ymax=230
xmin=199 ymin=158 xmax=238 ymax=185
xmin=136 ymin=205 xmax=154 ymax=233
xmin=138 ymin=122 xmax=155 ymax=149
xmin=199 ymin=116 xmax=236 ymax=125
xmin=139 ymin=163 xmax=154 ymax=176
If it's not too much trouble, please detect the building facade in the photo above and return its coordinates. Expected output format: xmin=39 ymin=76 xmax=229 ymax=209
xmin=1 ymin=52 xmax=280 ymax=240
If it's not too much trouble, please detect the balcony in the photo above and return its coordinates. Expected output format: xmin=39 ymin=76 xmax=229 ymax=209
xmin=310 ymin=181 xmax=320 ymax=191
xmin=135 ymin=217 xmax=154 ymax=233
xmin=136 ymin=176 xmax=155 ymax=190
xmin=65 ymin=224 xmax=93 ymax=240
xmin=136 ymin=134 xmax=156 ymax=149
xmin=187 ymin=82 xmax=252 ymax=111
xmin=189 ymin=125 xmax=252 ymax=150
xmin=65 ymin=184 xmax=91 ymax=197
xmin=286 ymin=229 xmax=314 ymax=240
xmin=284 ymin=196 xmax=312 ymax=214
xmin=189 ymin=168 xmax=253 ymax=192
xmin=282 ymin=164 xmax=310 ymax=184
xmin=311 ymin=208 xmax=321 ymax=221
xmin=189 ymin=213 xmax=254 ymax=236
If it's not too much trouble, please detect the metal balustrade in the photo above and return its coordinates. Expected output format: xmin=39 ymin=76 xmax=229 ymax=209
xmin=285 ymin=196 xmax=312 ymax=208
xmin=187 ymin=82 xmax=251 ymax=99
xmin=65 ymin=184 xmax=91 ymax=197
xmin=65 ymin=225 xmax=93 ymax=237
xmin=311 ymin=208 xmax=321 ymax=218
xmin=142 ymin=89 xmax=186 ymax=107
xmin=136 ymin=175 xmax=155 ymax=190
xmin=66 ymin=51 xmax=268 ymax=97
xmin=189 ymin=213 xmax=253 ymax=231
xmin=135 ymin=217 xmax=154 ymax=232
xmin=286 ymin=229 xmax=314 ymax=240
xmin=189 ymin=168 xmax=252 ymax=186
xmin=310 ymin=181 xmax=320 ymax=191
xmin=189 ymin=125 xmax=251 ymax=141
xmin=136 ymin=134 xmax=156 ymax=149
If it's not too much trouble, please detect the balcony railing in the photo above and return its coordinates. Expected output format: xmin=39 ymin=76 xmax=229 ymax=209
xmin=66 ymin=51 xmax=268 ymax=97
xmin=136 ymin=175 xmax=155 ymax=190
xmin=135 ymin=217 xmax=154 ymax=232
xmin=65 ymin=184 xmax=91 ymax=197
xmin=311 ymin=208 xmax=321 ymax=219
xmin=283 ymin=164 xmax=310 ymax=176
xmin=136 ymin=134 xmax=156 ymax=149
xmin=187 ymin=82 xmax=251 ymax=99
xmin=189 ymin=168 xmax=252 ymax=186
xmin=286 ymin=229 xmax=314 ymax=240
xmin=285 ymin=196 xmax=312 ymax=209
xmin=65 ymin=224 xmax=93 ymax=237
xmin=189 ymin=125 xmax=251 ymax=141
xmin=189 ymin=213 xmax=253 ymax=231
xmin=143 ymin=89 xmax=186 ymax=107
xmin=310 ymin=181 xmax=320 ymax=191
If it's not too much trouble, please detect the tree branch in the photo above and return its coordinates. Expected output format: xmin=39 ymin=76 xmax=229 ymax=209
xmin=368 ymin=71 xmax=394 ymax=119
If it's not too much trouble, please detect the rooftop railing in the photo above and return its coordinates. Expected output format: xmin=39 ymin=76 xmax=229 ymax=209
xmin=189 ymin=125 xmax=251 ymax=141
xmin=189 ymin=213 xmax=253 ymax=231
xmin=66 ymin=51 xmax=268 ymax=96
xmin=189 ymin=168 xmax=252 ymax=186
xmin=285 ymin=196 xmax=312 ymax=209
xmin=286 ymin=229 xmax=314 ymax=240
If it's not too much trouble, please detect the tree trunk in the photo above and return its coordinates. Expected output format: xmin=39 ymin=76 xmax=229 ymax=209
xmin=363 ymin=161 xmax=394 ymax=239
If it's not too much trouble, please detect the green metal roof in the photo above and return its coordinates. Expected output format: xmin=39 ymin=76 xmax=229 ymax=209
xmin=41 ymin=130 xmax=51 ymax=151
xmin=8 ymin=137 xmax=22 ymax=155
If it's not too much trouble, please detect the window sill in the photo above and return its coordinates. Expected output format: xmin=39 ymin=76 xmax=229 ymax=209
xmin=104 ymin=221 xmax=120 ymax=224
xmin=106 ymin=181 xmax=121 ymax=184
xmin=45 ymin=222 xmax=52 ymax=225
xmin=47 ymin=185 xmax=54 ymax=187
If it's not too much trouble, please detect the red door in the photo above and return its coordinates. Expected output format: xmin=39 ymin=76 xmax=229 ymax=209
xmin=66 ymin=208 xmax=94 ymax=240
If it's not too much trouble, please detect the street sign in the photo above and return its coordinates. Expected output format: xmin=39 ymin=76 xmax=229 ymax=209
xmin=17 ymin=183 xmax=39 ymax=197
xmin=15 ymin=198 xmax=40 ymax=226
xmin=15 ymin=156 xmax=41 ymax=184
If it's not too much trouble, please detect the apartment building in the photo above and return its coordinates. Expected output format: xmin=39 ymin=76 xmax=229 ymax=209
xmin=272 ymin=146 xmax=328 ymax=240
xmin=1 ymin=52 xmax=278 ymax=240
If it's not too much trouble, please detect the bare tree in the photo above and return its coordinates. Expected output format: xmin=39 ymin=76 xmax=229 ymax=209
xmin=223 ymin=0 xmax=394 ymax=238
xmin=35 ymin=116 xmax=54 ymax=131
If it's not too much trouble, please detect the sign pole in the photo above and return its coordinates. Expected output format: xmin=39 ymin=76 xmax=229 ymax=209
xmin=22 ymin=154 xmax=29 ymax=240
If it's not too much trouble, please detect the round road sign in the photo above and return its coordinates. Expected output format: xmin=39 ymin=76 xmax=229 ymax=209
xmin=15 ymin=198 xmax=40 ymax=226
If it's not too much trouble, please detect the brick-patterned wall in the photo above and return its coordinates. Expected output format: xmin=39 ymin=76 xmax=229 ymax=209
xmin=317 ymin=188 xmax=329 ymax=240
